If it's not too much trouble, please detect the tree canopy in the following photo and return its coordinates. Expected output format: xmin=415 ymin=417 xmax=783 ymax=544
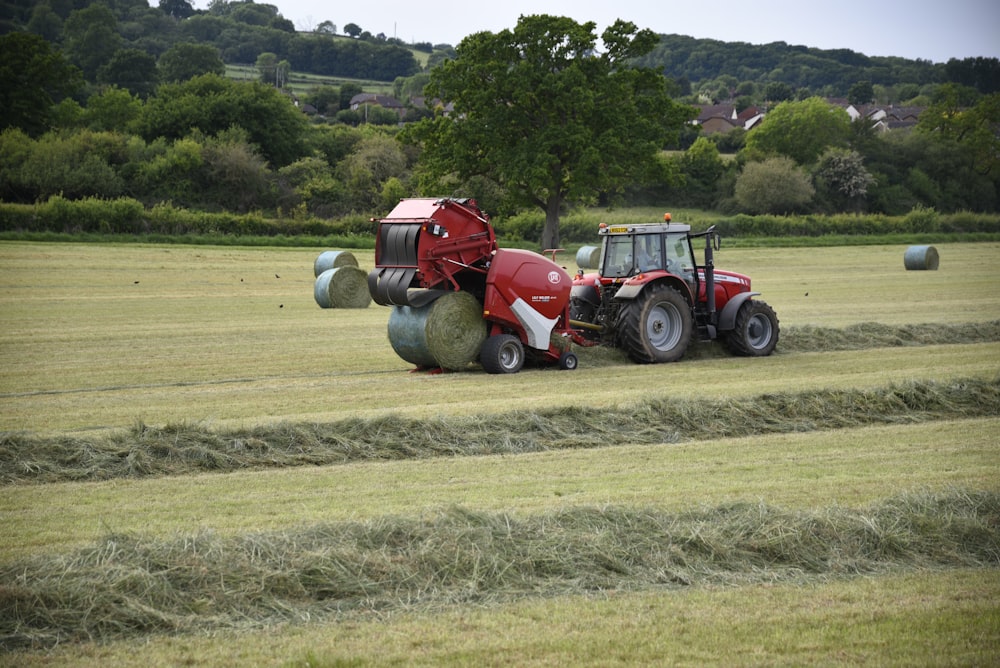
xmin=0 ymin=32 xmax=82 ymax=136
xmin=404 ymin=15 xmax=693 ymax=248
xmin=745 ymin=97 xmax=852 ymax=165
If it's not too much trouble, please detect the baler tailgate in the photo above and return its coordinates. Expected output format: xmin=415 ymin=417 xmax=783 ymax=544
xmin=369 ymin=221 xmax=422 ymax=306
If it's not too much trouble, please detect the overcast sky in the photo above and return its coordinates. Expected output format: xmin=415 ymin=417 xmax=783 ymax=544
xmin=196 ymin=0 xmax=999 ymax=64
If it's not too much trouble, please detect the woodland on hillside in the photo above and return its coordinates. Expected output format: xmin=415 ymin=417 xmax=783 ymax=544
xmin=1 ymin=1 xmax=998 ymax=222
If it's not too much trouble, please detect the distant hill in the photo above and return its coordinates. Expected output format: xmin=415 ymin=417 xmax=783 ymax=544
xmin=635 ymin=34 xmax=998 ymax=96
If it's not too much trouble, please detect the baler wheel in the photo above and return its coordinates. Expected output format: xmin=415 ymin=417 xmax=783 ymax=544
xmin=616 ymin=284 xmax=692 ymax=364
xmin=558 ymin=351 xmax=579 ymax=370
xmin=480 ymin=334 xmax=525 ymax=374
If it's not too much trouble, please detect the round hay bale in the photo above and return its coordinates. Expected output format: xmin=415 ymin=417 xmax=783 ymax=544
xmin=314 ymin=250 xmax=359 ymax=277
xmin=314 ymin=266 xmax=372 ymax=308
xmin=387 ymin=291 xmax=486 ymax=370
xmin=904 ymin=245 xmax=939 ymax=271
xmin=575 ymin=245 xmax=601 ymax=269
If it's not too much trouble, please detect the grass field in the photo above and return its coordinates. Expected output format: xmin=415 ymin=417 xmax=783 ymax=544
xmin=1 ymin=240 xmax=999 ymax=665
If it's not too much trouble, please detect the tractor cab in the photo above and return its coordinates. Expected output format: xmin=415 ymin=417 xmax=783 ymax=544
xmin=598 ymin=220 xmax=698 ymax=294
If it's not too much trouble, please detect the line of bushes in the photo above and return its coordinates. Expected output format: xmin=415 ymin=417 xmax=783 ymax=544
xmin=2 ymin=196 xmax=1000 ymax=246
xmin=0 ymin=196 xmax=375 ymax=239
xmin=500 ymin=206 xmax=1000 ymax=244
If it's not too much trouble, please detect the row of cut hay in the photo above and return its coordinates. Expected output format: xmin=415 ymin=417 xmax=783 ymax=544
xmin=3 ymin=376 xmax=998 ymax=484
xmin=557 ymin=320 xmax=1000 ymax=369
xmin=2 ymin=489 xmax=996 ymax=648
xmin=776 ymin=320 xmax=1000 ymax=353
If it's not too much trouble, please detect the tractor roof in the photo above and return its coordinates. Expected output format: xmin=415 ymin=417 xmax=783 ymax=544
xmin=598 ymin=222 xmax=691 ymax=236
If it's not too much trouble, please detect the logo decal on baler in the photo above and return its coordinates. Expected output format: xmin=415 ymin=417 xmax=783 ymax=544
xmin=547 ymin=271 xmax=561 ymax=284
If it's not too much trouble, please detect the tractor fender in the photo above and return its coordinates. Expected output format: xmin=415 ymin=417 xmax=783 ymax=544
xmin=614 ymin=276 xmax=693 ymax=303
xmin=717 ymin=292 xmax=760 ymax=331
xmin=570 ymin=283 xmax=600 ymax=306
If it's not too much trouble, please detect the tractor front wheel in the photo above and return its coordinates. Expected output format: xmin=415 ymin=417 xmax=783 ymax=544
xmin=616 ymin=284 xmax=693 ymax=363
xmin=726 ymin=300 xmax=779 ymax=356
xmin=481 ymin=334 xmax=525 ymax=374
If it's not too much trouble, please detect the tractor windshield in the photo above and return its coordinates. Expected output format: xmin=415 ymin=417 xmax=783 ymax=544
xmin=601 ymin=233 xmax=686 ymax=279
xmin=601 ymin=235 xmax=636 ymax=278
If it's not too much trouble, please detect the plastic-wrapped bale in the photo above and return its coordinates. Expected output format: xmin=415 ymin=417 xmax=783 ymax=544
xmin=314 ymin=266 xmax=372 ymax=308
xmin=904 ymin=245 xmax=939 ymax=271
xmin=387 ymin=291 xmax=487 ymax=370
xmin=314 ymin=250 xmax=359 ymax=277
xmin=575 ymin=245 xmax=601 ymax=270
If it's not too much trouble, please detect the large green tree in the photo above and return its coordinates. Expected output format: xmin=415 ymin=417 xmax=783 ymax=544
xmin=745 ymin=97 xmax=852 ymax=165
xmin=0 ymin=32 xmax=83 ymax=136
xmin=62 ymin=3 xmax=123 ymax=80
xmin=403 ymin=15 xmax=693 ymax=249
xmin=137 ymin=73 xmax=309 ymax=167
xmin=158 ymin=43 xmax=225 ymax=83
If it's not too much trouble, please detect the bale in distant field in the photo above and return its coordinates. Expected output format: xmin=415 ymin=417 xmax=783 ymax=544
xmin=387 ymin=291 xmax=486 ymax=370
xmin=314 ymin=266 xmax=371 ymax=308
xmin=314 ymin=250 xmax=359 ymax=277
xmin=904 ymin=245 xmax=939 ymax=270
xmin=576 ymin=245 xmax=601 ymax=269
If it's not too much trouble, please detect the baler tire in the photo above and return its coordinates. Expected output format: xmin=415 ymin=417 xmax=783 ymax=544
xmin=725 ymin=300 xmax=779 ymax=357
xmin=616 ymin=284 xmax=692 ymax=364
xmin=481 ymin=334 xmax=525 ymax=374
xmin=558 ymin=351 xmax=579 ymax=370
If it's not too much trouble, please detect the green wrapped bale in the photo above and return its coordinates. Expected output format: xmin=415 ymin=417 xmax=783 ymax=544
xmin=314 ymin=250 xmax=359 ymax=277
xmin=314 ymin=266 xmax=372 ymax=308
xmin=387 ymin=291 xmax=486 ymax=370
xmin=904 ymin=245 xmax=939 ymax=270
xmin=575 ymin=245 xmax=601 ymax=270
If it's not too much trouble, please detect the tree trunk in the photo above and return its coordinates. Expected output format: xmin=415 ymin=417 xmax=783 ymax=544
xmin=541 ymin=195 xmax=561 ymax=250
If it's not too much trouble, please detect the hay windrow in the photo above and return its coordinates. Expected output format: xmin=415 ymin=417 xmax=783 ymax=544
xmin=313 ymin=266 xmax=371 ymax=309
xmin=777 ymin=320 xmax=1000 ymax=353
xmin=1 ymin=377 xmax=997 ymax=485
xmin=1 ymin=489 xmax=996 ymax=648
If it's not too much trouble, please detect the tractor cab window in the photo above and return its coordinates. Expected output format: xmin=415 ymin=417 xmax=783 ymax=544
xmin=635 ymin=235 xmax=662 ymax=272
xmin=602 ymin=234 xmax=666 ymax=277
xmin=665 ymin=233 xmax=697 ymax=288
xmin=601 ymin=235 xmax=636 ymax=278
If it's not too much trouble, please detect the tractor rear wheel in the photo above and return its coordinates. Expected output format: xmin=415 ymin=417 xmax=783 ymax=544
xmin=616 ymin=284 xmax=692 ymax=363
xmin=726 ymin=300 xmax=779 ymax=356
xmin=480 ymin=334 xmax=525 ymax=374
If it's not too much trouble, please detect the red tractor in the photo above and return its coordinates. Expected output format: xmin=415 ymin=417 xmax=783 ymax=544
xmin=569 ymin=214 xmax=779 ymax=362
xmin=367 ymin=200 xmax=778 ymax=373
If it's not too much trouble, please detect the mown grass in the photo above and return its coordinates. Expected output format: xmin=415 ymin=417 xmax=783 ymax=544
xmin=1 ymin=488 xmax=996 ymax=650
xmin=2 ymin=242 xmax=999 ymax=434
xmin=2 ymin=376 xmax=997 ymax=484
xmin=2 ymin=240 xmax=999 ymax=665
xmin=3 ymin=416 xmax=996 ymax=563
xmin=7 ymin=568 xmax=994 ymax=667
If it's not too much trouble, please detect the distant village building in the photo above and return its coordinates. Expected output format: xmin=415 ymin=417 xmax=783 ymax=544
xmin=692 ymin=100 xmax=925 ymax=135
xmin=349 ymin=93 xmax=406 ymax=119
